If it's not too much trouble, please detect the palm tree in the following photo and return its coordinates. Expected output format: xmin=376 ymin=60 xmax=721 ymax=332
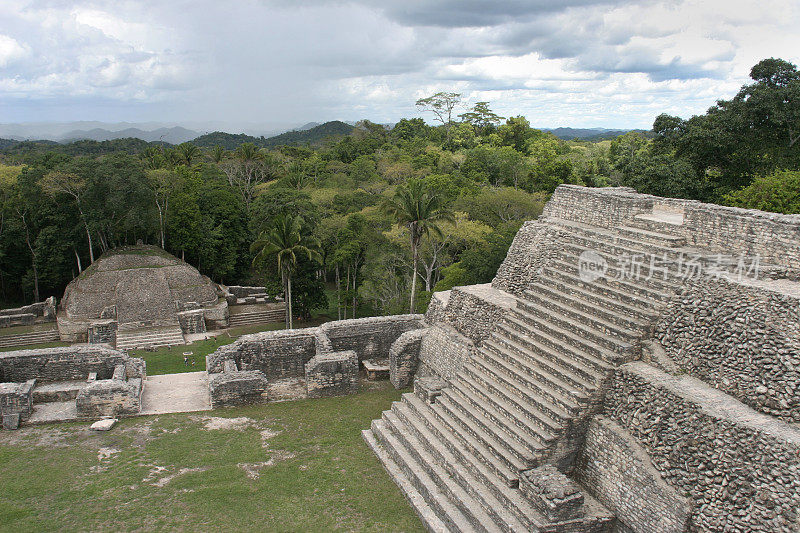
xmin=177 ymin=143 xmax=201 ymax=166
xmin=384 ymin=180 xmax=454 ymax=313
xmin=251 ymin=214 xmax=321 ymax=329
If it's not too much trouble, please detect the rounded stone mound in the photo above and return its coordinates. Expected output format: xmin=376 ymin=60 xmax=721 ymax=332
xmin=60 ymin=245 xmax=220 ymax=327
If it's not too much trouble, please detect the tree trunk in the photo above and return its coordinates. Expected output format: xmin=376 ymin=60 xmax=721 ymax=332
xmin=78 ymin=207 xmax=95 ymax=264
xmin=335 ymin=265 xmax=341 ymax=320
xmin=74 ymin=248 xmax=82 ymax=274
xmin=282 ymin=271 xmax=290 ymax=329
xmin=410 ymin=241 xmax=418 ymax=314
xmin=22 ymin=215 xmax=38 ymax=302
xmin=287 ymin=274 xmax=293 ymax=329
xmin=352 ymin=266 xmax=357 ymax=319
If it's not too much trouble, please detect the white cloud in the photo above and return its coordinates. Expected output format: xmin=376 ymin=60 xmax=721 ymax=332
xmin=0 ymin=0 xmax=798 ymax=128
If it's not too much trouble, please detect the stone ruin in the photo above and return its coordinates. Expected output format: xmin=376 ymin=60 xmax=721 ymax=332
xmin=361 ymin=185 xmax=800 ymax=532
xmin=0 ymin=345 xmax=146 ymax=428
xmin=57 ymin=245 xmax=228 ymax=349
xmin=205 ymin=315 xmax=424 ymax=407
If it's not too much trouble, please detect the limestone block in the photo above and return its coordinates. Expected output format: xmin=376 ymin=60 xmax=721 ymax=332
xmin=414 ymin=377 xmax=446 ymax=404
xmin=208 ymin=370 xmax=268 ymax=408
xmin=389 ymin=328 xmax=427 ymax=389
xmin=75 ymin=377 xmax=142 ymax=417
xmin=305 ymin=350 xmax=358 ymax=399
xmin=90 ymin=418 xmax=117 ymax=431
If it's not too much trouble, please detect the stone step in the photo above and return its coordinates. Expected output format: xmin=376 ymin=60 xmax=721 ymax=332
xmin=524 ymin=281 xmax=651 ymax=333
xmin=513 ymin=303 xmax=635 ymax=357
xmin=617 ymin=225 xmax=686 ymax=247
xmin=381 ymin=411 xmax=505 ymax=533
xmin=395 ymin=398 xmax=550 ymax=531
xmin=426 ymin=393 xmax=521 ymax=487
xmin=437 ymin=388 xmax=539 ymax=473
xmin=370 ymin=419 xmax=479 ymax=533
xmin=228 ymin=311 xmax=283 ymax=326
xmin=443 ymin=380 xmax=554 ymax=457
xmin=630 ymin=213 xmax=685 ymax=235
xmin=481 ymin=339 xmax=593 ymax=402
xmin=0 ymin=330 xmax=61 ymax=348
xmin=503 ymin=313 xmax=620 ymax=370
xmin=538 ymin=267 xmax=663 ymax=320
xmin=483 ymin=334 xmax=604 ymax=395
xmin=473 ymin=350 xmax=585 ymax=416
xmin=520 ymin=285 xmax=644 ymax=339
xmin=553 ymin=242 xmax=685 ymax=293
xmin=361 ymin=429 xmax=451 ymax=533
xmin=548 ymin=217 xmax=690 ymax=258
xmin=457 ymin=367 xmax=565 ymax=435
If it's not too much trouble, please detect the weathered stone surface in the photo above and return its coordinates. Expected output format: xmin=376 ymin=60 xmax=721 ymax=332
xmin=416 ymin=323 xmax=473 ymax=381
xmin=320 ymin=315 xmax=424 ymax=362
xmin=89 ymin=418 xmax=117 ymax=431
xmin=655 ymin=275 xmax=800 ymax=422
xmin=602 ymin=362 xmax=800 ymax=532
xmin=520 ymin=465 xmax=584 ymax=522
xmin=0 ymin=379 xmax=35 ymax=422
xmin=87 ymin=320 xmax=117 ymax=344
xmin=389 ymin=328 xmax=427 ymax=389
xmin=575 ymin=416 xmax=692 ymax=533
xmin=76 ymin=376 xmax=142 ymax=418
xmin=177 ymin=309 xmax=206 ymax=334
xmin=0 ymin=345 xmax=142 ymax=383
xmin=305 ymin=350 xmax=358 ymax=398
xmin=58 ymin=245 xmax=226 ymax=340
xmin=208 ymin=370 xmax=268 ymax=408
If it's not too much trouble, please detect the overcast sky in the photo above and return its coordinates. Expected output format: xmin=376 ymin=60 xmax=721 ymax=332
xmin=1 ymin=0 xmax=799 ymax=131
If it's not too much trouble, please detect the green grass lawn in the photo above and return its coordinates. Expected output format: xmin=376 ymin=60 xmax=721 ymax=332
xmin=0 ymin=382 xmax=422 ymax=532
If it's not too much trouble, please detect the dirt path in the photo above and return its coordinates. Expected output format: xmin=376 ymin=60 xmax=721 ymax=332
xmin=140 ymin=371 xmax=211 ymax=415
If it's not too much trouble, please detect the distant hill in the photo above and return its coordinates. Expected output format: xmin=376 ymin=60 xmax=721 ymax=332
xmin=543 ymin=127 xmax=649 ymax=141
xmin=192 ymin=121 xmax=355 ymax=150
xmin=61 ymin=126 xmax=199 ymax=144
xmin=0 ymin=138 xmax=18 ymax=150
xmin=1 ymin=137 xmax=162 ymax=157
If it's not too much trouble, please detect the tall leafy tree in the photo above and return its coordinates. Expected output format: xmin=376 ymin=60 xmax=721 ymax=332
xmin=251 ymin=214 xmax=321 ymax=329
xmin=383 ymin=180 xmax=454 ymax=313
xmin=416 ymin=92 xmax=463 ymax=148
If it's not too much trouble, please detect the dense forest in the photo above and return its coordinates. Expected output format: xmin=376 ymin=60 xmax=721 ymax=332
xmin=0 ymin=58 xmax=797 ymax=319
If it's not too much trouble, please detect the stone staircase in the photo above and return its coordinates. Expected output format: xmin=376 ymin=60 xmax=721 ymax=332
xmin=0 ymin=328 xmax=61 ymax=349
xmin=364 ymin=216 xmax=694 ymax=531
xmin=228 ymin=308 xmax=285 ymax=328
xmin=116 ymin=325 xmax=185 ymax=350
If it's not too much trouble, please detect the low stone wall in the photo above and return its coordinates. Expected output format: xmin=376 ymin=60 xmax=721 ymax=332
xmin=389 ymin=328 xmax=428 ymax=389
xmin=603 ymin=362 xmax=800 ymax=532
xmin=0 ymin=345 xmax=138 ymax=383
xmin=320 ymin=315 xmax=424 ymax=362
xmin=575 ymin=416 xmax=692 ymax=533
xmin=417 ymin=323 xmax=474 ymax=381
xmin=209 ymin=369 xmax=268 ymax=408
xmin=207 ymin=329 xmax=318 ymax=379
xmin=655 ymin=275 xmax=800 ymax=422
xmin=227 ymin=286 xmax=269 ymax=299
xmin=306 ymin=350 xmax=359 ymax=398
xmin=76 ymin=374 xmax=143 ymax=417
xmin=0 ymin=296 xmax=57 ymax=322
xmin=203 ymin=301 xmax=229 ymax=330
xmin=0 ymin=380 xmax=35 ymax=421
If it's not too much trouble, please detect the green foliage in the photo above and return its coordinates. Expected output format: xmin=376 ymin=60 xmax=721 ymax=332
xmin=725 ymin=169 xmax=800 ymax=214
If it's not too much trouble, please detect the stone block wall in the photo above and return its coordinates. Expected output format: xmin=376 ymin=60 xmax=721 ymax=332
xmin=536 ymin=184 xmax=800 ymax=276
xmin=0 ymin=380 xmax=35 ymax=421
xmin=0 ymin=296 xmax=57 ymax=322
xmin=417 ymin=323 xmax=474 ymax=381
xmin=209 ymin=369 xmax=268 ymax=408
xmin=207 ymin=329 xmax=318 ymax=379
xmin=492 ymin=221 xmax=563 ymax=296
xmin=227 ymin=286 xmax=269 ymax=298
xmin=178 ymin=309 xmax=207 ymax=335
xmin=88 ymin=320 xmax=117 ymax=344
xmin=76 ymin=376 xmax=143 ymax=417
xmin=575 ymin=416 xmax=692 ymax=533
xmin=603 ymin=362 xmax=800 ymax=532
xmin=655 ymin=276 xmax=800 ymax=422
xmin=434 ymin=285 xmax=516 ymax=344
xmin=389 ymin=328 xmax=428 ymax=389
xmin=306 ymin=350 xmax=359 ymax=398
xmin=320 ymin=315 xmax=424 ymax=362
xmin=0 ymin=345 xmax=135 ymax=383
